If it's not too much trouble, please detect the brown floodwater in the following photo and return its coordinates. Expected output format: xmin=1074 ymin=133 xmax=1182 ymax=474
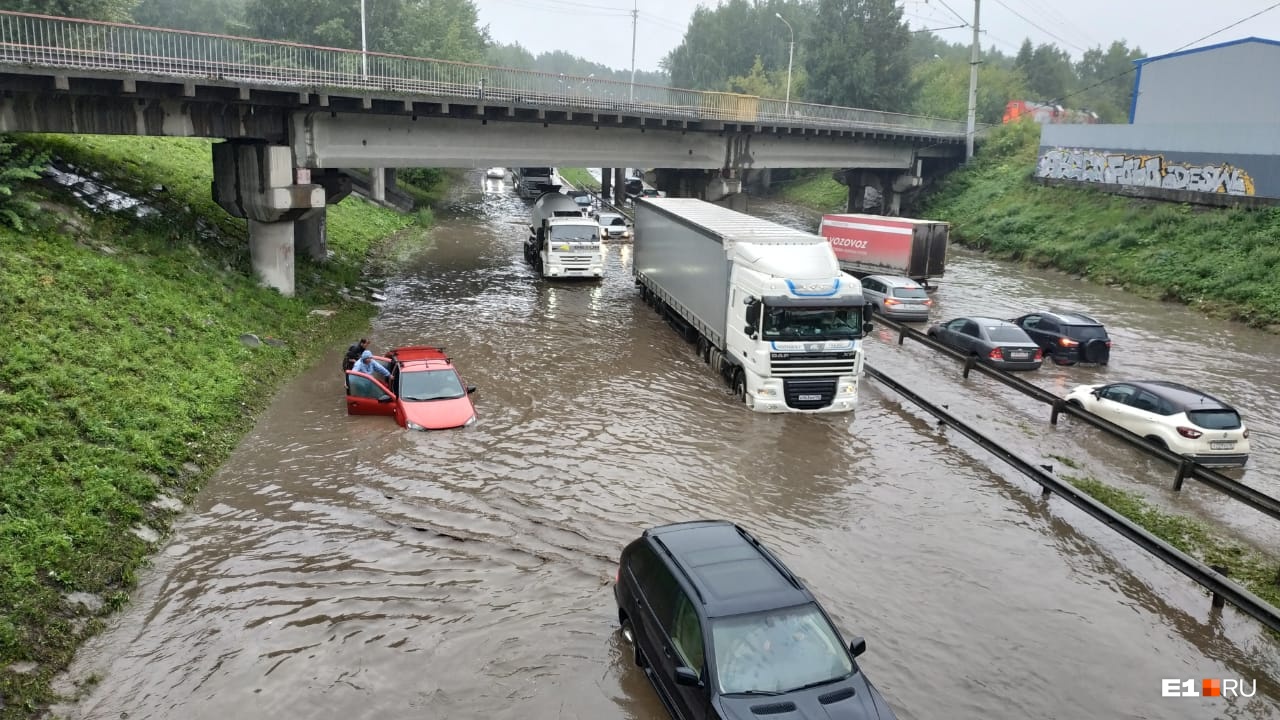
xmin=56 ymin=176 xmax=1280 ymax=720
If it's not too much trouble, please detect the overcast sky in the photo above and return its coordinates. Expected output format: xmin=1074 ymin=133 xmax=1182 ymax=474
xmin=473 ymin=0 xmax=1280 ymax=73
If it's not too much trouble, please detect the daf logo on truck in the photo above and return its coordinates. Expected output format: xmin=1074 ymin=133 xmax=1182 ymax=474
xmin=632 ymin=197 xmax=874 ymax=414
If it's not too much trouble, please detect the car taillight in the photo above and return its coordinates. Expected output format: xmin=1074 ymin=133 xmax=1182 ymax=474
xmin=1058 ymin=337 xmax=1079 ymax=347
xmin=884 ymin=298 xmax=901 ymax=306
xmin=1243 ymin=428 xmax=1251 ymax=438
xmin=1033 ymin=348 xmax=1043 ymax=361
xmin=1177 ymin=426 xmax=1203 ymax=439
xmin=988 ymin=347 xmax=1004 ymax=360
xmin=1105 ymin=340 xmax=1112 ymax=348
xmin=615 ymin=566 xmax=620 ymax=584
xmin=923 ymin=299 xmax=934 ymax=306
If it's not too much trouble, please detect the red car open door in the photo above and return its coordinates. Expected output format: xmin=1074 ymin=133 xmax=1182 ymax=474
xmin=345 ymin=371 xmax=397 ymax=416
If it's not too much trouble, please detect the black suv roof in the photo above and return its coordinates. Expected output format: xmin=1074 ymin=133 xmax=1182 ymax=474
xmin=644 ymin=520 xmax=812 ymax=618
xmin=1043 ymin=309 xmax=1103 ymax=326
xmin=1126 ymin=381 xmax=1235 ymax=412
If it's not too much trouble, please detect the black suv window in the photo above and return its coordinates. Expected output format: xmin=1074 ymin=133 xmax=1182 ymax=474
xmin=1021 ymin=314 xmax=1041 ymax=329
xmin=630 ymin=544 xmax=678 ymax=628
xmin=1039 ymin=318 xmax=1061 ymax=333
xmin=1065 ymin=324 xmax=1107 ymax=341
xmin=1189 ymin=409 xmax=1242 ymax=429
xmin=672 ymin=592 xmax=705 ymax=675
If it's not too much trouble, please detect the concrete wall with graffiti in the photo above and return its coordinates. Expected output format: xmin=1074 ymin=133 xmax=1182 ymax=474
xmin=1038 ymin=124 xmax=1280 ymax=200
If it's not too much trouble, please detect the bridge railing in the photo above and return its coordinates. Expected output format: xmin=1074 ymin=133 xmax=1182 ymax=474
xmin=0 ymin=10 xmax=973 ymax=138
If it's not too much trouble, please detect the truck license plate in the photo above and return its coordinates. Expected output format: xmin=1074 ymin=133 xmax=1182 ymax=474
xmin=798 ymin=394 xmax=822 ymax=401
xmin=1210 ymin=441 xmax=1235 ymax=450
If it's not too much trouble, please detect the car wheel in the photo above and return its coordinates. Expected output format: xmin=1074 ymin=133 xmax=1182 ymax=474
xmin=620 ymin=616 xmax=644 ymax=668
xmin=1145 ymin=435 xmax=1167 ymax=450
xmin=732 ymin=369 xmax=746 ymax=402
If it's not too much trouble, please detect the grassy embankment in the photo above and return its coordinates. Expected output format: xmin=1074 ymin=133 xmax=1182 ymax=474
xmin=557 ymin=167 xmax=601 ymax=191
xmin=777 ymin=121 xmax=1280 ymax=328
xmin=0 ymin=135 xmax=430 ymax=717
xmin=773 ymin=126 xmax=1280 ymax=613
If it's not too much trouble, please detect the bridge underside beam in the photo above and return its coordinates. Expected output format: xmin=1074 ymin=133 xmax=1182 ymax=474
xmin=290 ymin=113 xmax=917 ymax=171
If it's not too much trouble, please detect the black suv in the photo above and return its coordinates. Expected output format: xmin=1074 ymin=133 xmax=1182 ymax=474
xmin=1010 ymin=310 xmax=1111 ymax=365
xmin=614 ymin=520 xmax=897 ymax=720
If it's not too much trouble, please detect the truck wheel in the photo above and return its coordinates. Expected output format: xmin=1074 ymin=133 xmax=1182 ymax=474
xmin=696 ymin=337 xmax=710 ymax=364
xmin=732 ymin=369 xmax=746 ymax=402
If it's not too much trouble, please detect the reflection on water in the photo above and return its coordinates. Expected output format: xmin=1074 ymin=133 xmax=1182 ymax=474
xmin=55 ymin=180 xmax=1280 ymax=720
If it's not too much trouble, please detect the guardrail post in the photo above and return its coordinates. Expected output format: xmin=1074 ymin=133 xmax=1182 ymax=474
xmin=898 ymin=327 xmax=906 ymax=346
xmin=1210 ymin=565 xmax=1228 ymax=609
xmin=1050 ymin=399 xmax=1065 ymax=425
xmin=962 ymin=355 xmax=975 ymax=379
xmin=1273 ymin=565 xmax=1280 ymax=587
xmin=1172 ymin=459 xmax=1194 ymax=492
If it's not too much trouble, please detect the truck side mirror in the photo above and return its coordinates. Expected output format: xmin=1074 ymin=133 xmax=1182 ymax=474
xmin=744 ymin=325 xmax=756 ymax=337
xmin=744 ymin=300 xmax=761 ymax=327
xmin=863 ymin=322 xmax=874 ymax=334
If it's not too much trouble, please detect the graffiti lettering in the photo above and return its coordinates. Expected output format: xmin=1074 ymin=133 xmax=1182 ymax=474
xmin=1036 ymin=149 xmax=1256 ymax=196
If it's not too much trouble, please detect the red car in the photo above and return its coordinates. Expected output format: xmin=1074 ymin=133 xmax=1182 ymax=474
xmin=344 ymin=346 xmax=477 ymax=430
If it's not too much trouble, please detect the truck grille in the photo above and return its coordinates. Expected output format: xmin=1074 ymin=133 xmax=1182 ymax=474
xmin=555 ymin=255 xmax=595 ymax=265
xmin=770 ymin=352 xmax=857 ymax=377
xmin=784 ymin=378 xmax=837 ymax=410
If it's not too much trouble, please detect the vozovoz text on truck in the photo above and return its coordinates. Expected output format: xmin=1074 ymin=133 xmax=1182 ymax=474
xmin=634 ymin=198 xmax=873 ymax=413
xmin=525 ymin=189 xmax=604 ymax=278
xmin=819 ymin=214 xmax=949 ymax=285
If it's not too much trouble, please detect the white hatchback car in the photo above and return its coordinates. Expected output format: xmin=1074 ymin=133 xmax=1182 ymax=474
xmin=1065 ymin=380 xmax=1251 ymax=467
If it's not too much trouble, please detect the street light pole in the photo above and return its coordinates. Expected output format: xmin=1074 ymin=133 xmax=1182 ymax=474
xmin=775 ymin=12 xmax=794 ymax=116
xmin=629 ymin=0 xmax=637 ymax=102
xmin=360 ymin=0 xmax=368 ymax=79
xmin=965 ymin=0 xmax=981 ymax=161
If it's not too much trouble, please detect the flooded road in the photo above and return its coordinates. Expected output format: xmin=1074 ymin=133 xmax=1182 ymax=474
xmin=59 ymin=178 xmax=1280 ymax=720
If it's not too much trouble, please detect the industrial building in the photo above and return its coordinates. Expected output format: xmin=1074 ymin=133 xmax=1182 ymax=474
xmin=1129 ymin=37 xmax=1280 ymax=124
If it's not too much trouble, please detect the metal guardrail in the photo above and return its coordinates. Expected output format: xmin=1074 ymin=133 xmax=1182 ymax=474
xmin=873 ymin=315 xmax=1280 ymax=523
xmin=864 ymin=362 xmax=1280 ymax=633
xmin=0 ymin=10 xmax=974 ymax=138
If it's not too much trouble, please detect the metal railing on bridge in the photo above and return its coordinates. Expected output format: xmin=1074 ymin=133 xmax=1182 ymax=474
xmin=0 ymin=10 xmax=973 ymax=138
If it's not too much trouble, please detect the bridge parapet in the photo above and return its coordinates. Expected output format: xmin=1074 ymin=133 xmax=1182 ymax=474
xmin=0 ymin=10 xmax=972 ymax=138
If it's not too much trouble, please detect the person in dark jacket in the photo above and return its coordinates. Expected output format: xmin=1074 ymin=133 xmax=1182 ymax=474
xmin=343 ymin=338 xmax=370 ymax=391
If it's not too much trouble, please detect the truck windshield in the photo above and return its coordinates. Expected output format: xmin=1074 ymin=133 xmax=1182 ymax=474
xmin=549 ymin=225 xmax=599 ymax=243
xmin=762 ymin=307 xmax=862 ymax=340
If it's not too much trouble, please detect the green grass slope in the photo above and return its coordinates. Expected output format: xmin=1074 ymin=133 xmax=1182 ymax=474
xmin=0 ymin=136 xmax=422 ymax=717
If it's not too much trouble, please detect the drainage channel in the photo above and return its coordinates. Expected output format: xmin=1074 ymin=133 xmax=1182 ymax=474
xmin=862 ymin=361 xmax=1280 ymax=633
xmin=873 ymin=315 xmax=1280 ymax=524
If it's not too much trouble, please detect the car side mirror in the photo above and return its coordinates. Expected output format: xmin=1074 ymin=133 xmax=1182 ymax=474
xmin=1091 ymin=389 xmax=1101 ymax=398
xmin=848 ymin=636 xmax=866 ymax=658
xmin=467 ymin=385 xmax=478 ymax=394
xmin=674 ymin=666 xmax=702 ymax=687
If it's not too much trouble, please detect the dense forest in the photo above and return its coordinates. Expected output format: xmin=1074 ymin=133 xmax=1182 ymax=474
xmin=1 ymin=0 xmax=1144 ymax=122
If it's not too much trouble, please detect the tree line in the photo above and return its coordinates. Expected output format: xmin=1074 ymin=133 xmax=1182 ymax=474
xmin=3 ymin=0 xmax=1143 ymax=123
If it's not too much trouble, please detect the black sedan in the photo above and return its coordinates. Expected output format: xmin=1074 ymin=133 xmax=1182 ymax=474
xmin=927 ymin=316 xmax=1043 ymax=370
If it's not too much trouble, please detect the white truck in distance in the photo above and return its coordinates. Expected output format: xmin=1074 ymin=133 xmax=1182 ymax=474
xmin=525 ymin=190 xmax=604 ymax=278
xmin=634 ymin=198 xmax=872 ymax=413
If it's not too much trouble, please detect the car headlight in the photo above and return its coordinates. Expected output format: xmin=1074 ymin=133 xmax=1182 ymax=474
xmin=464 ymin=416 xmax=477 ymax=427
xmin=756 ymin=387 xmax=777 ymax=397
xmin=840 ymin=384 xmax=856 ymax=394
xmin=405 ymin=421 xmax=425 ymax=431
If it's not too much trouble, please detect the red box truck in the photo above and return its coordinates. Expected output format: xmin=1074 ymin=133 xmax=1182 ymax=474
xmin=819 ymin=214 xmax=949 ymax=284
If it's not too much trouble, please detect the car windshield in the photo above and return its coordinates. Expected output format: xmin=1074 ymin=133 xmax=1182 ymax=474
xmin=1188 ymin=409 xmax=1242 ymax=429
xmin=762 ymin=307 xmax=863 ymax=340
xmin=1066 ymin=324 xmax=1108 ymax=340
xmin=549 ymin=225 xmax=599 ymax=242
xmin=712 ymin=603 xmax=853 ymax=695
xmin=400 ymin=369 xmax=465 ymax=401
xmin=985 ymin=326 xmax=1028 ymax=342
xmin=891 ymin=287 xmax=928 ymax=299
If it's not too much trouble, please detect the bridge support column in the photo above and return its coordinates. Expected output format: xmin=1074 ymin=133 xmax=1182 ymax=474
xmin=655 ymin=169 xmax=745 ymax=210
xmin=292 ymin=169 xmax=352 ymax=262
xmin=613 ymin=168 xmax=626 ymax=206
xmin=836 ymin=164 xmax=922 ymax=216
xmin=600 ymin=168 xmax=612 ymax=199
xmin=370 ymin=167 xmax=388 ymax=203
xmin=213 ymin=141 xmax=325 ymax=296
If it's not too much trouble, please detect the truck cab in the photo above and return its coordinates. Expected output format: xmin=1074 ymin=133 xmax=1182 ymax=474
xmin=730 ymin=246 xmax=870 ymax=412
xmin=525 ymin=190 xmax=604 ymax=278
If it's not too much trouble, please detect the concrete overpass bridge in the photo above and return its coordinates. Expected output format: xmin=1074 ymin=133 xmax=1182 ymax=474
xmin=0 ymin=10 xmax=976 ymax=294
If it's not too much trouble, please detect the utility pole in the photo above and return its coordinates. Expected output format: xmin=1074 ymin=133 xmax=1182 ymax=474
xmin=360 ymin=0 xmax=368 ymax=79
xmin=629 ymin=0 xmax=638 ymax=102
xmin=965 ymin=0 xmax=981 ymax=161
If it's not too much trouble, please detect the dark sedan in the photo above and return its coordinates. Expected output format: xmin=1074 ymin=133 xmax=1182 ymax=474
xmin=927 ymin=316 xmax=1044 ymax=370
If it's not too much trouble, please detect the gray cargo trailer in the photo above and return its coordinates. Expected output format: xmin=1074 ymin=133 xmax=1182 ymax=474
xmin=633 ymin=201 xmax=734 ymax=348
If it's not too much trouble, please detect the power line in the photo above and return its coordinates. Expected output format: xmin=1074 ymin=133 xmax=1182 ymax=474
xmin=1019 ymin=0 xmax=1102 ymax=49
xmin=931 ymin=0 xmax=971 ymax=27
xmin=988 ymin=0 xmax=1087 ymax=53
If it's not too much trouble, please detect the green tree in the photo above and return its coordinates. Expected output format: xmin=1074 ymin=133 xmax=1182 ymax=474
xmin=1014 ymin=40 xmax=1074 ymax=102
xmin=0 ymin=137 xmax=47 ymax=231
xmin=804 ymin=0 xmax=915 ymax=111
xmin=662 ymin=0 xmax=810 ymax=93
xmin=1075 ymin=40 xmax=1143 ymax=121
xmin=912 ymin=52 xmax=1027 ymax=123
xmin=244 ymin=0 xmax=488 ymax=61
xmin=131 ymin=0 xmax=247 ymax=34
xmin=1 ymin=0 xmax=136 ymax=21
xmin=724 ymin=55 xmax=805 ymax=99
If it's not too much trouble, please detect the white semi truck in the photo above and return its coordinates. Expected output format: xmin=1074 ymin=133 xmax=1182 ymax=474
xmin=634 ymin=198 xmax=872 ymax=413
xmin=525 ymin=190 xmax=604 ymax=278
